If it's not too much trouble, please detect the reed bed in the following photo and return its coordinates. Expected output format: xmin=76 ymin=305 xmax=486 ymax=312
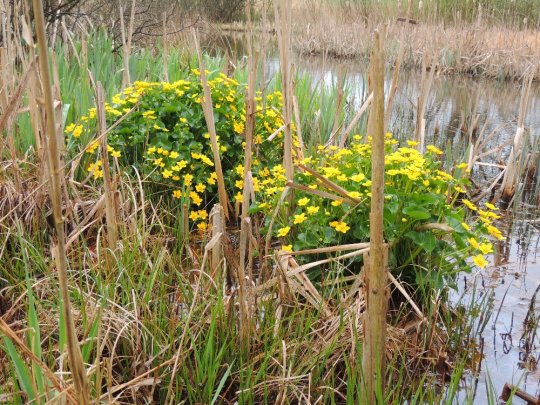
xmin=291 ymin=0 xmax=540 ymax=81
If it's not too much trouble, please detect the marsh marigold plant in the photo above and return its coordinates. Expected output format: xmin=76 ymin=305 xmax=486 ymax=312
xmin=66 ymin=70 xmax=287 ymax=230
xmin=251 ymin=134 xmax=502 ymax=288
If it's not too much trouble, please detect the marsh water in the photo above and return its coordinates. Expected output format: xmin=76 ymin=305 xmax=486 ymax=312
xmin=204 ymin=33 xmax=540 ymax=403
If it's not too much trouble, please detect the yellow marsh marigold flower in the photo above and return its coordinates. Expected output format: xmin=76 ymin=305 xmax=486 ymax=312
xmin=468 ymin=237 xmax=480 ymax=250
xmin=330 ymin=221 xmax=350 ymax=234
xmin=162 ymin=170 xmax=173 ymax=179
xmin=479 ymin=242 xmax=493 ymax=255
xmin=472 ymin=255 xmax=488 ymax=269
xmin=189 ymin=191 xmax=203 ymax=206
xmin=456 ymin=163 xmax=468 ymax=169
xmin=197 ymin=222 xmax=207 ymax=231
xmin=487 ymin=225 xmax=505 ymax=240
xmin=172 ymin=190 xmax=182 ymax=199
xmin=298 ymin=197 xmax=310 ymax=206
xmin=351 ymin=173 xmax=366 ymax=182
xmin=307 ymin=206 xmax=320 ymax=215
xmin=462 ymin=199 xmax=477 ymax=211
xmin=176 ymin=160 xmax=188 ymax=170
xmin=235 ymin=192 xmax=243 ymax=203
xmin=485 ymin=202 xmax=498 ymax=211
xmin=65 ymin=123 xmax=76 ymax=133
xmin=142 ymin=110 xmax=157 ymax=119
xmin=189 ymin=211 xmax=200 ymax=221
xmin=147 ymin=146 xmax=156 ymax=154
xmin=195 ymin=183 xmax=206 ymax=193
xmin=294 ymin=213 xmax=307 ymax=224
xmin=277 ymin=226 xmax=291 ymax=237
xmin=184 ymin=174 xmax=193 ymax=186
xmin=86 ymin=140 xmax=99 ymax=154
xmin=72 ymin=125 xmax=83 ymax=138
xmin=281 ymin=245 xmax=293 ymax=252
xmin=233 ymin=121 xmax=245 ymax=134
xmin=461 ymin=222 xmax=471 ymax=231
xmin=427 ymin=145 xmax=443 ymax=155
xmin=407 ymin=140 xmax=419 ymax=147
xmin=169 ymin=151 xmax=179 ymax=159
xmin=331 ymin=200 xmax=343 ymax=207
xmin=348 ymin=191 xmax=361 ymax=199
xmin=111 ymin=150 xmax=121 ymax=158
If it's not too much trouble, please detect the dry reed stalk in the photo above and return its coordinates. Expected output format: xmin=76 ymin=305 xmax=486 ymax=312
xmin=274 ymin=0 xmax=294 ymax=184
xmin=260 ymin=0 xmax=269 ymax=91
xmin=363 ymin=29 xmax=388 ymax=402
xmin=500 ymin=72 xmax=534 ymax=201
xmin=414 ymin=53 xmax=435 ymax=151
xmin=286 ymin=180 xmax=346 ymax=203
xmin=96 ymin=82 xmax=118 ymax=250
xmin=297 ymin=164 xmax=361 ymax=204
xmin=338 ymin=92 xmax=373 ymax=148
xmin=292 ymin=94 xmax=305 ymax=160
xmin=120 ymin=0 xmax=136 ymax=90
xmin=210 ymin=204 xmax=224 ymax=276
xmin=192 ymin=28 xmax=230 ymax=219
xmin=332 ymin=65 xmax=345 ymax=136
xmin=385 ymin=39 xmax=404 ymax=132
xmin=237 ymin=0 xmax=257 ymax=346
xmin=31 ymin=0 xmax=89 ymax=402
xmin=162 ymin=12 xmax=169 ymax=82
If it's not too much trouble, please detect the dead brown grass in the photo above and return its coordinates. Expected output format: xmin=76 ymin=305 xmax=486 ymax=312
xmin=291 ymin=1 xmax=540 ymax=81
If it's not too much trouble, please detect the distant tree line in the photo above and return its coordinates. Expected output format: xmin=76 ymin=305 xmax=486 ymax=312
xmin=2 ymin=0 xmax=247 ymax=48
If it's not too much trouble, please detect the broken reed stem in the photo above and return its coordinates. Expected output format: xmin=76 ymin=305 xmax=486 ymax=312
xmin=501 ymin=72 xmax=533 ymax=201
xmin=385 ymin=38 xmax=404 ymax=132
xmin=363 ymin=28 xmax=388 ymax=403
xmin=97 ymin=82 xmax=118 ymax=250
xmin=237 ymin=0 xmax=256 ymax=346
xmin=192 ymin=28 xmax=230 ymax=219
xmin=415 ymin=52 xmax=435 ymax=151
xmin=31 ymin=0 xmax=89 ymax=403
xmin=120 ymin=0 xmax=136 ymax=90
xmin=274 ymin=0 xmax=294 ymax=183
xmin=210 ymin=204 xmax=224 ymax=276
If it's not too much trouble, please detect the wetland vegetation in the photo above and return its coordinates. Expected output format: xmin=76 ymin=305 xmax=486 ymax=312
xmin=0 ymin=1 xmax=539 ymax=404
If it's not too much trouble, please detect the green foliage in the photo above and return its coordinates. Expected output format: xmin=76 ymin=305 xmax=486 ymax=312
xmin=67 ymin=71 xmax=286 ymax=230
xmin=254 ymin=135 xmax=502 ymax=289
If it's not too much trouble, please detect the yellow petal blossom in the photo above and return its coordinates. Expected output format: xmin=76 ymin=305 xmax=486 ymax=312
xmin=472 ymin=255 xmax=488 ymax=269
xmin=479 ymin=242 xmax=493 ymax=255
xmin=427 ymin=145 xmax=443 ymax=155
xmin=293 ymin=213 xmax=307 ymax=224
xmin=72 ymin=125 xmax=83 ymax=138
xmin=277 ymin=226 xmax=291 ymax=237
xmin=298 ymin=197 xmax=310 ymax=206
xmin=307 ymin=206 xmax=320 ymax=215
xmin=462 ymin=199 xmax=477 ymax=211
xmin=330 ymin=221 xmax=350 ymax=234
xmin=468 ymin=237 xmax=480 ymax=250
xmin=487 ymin=225 xmax=505 ymax=240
